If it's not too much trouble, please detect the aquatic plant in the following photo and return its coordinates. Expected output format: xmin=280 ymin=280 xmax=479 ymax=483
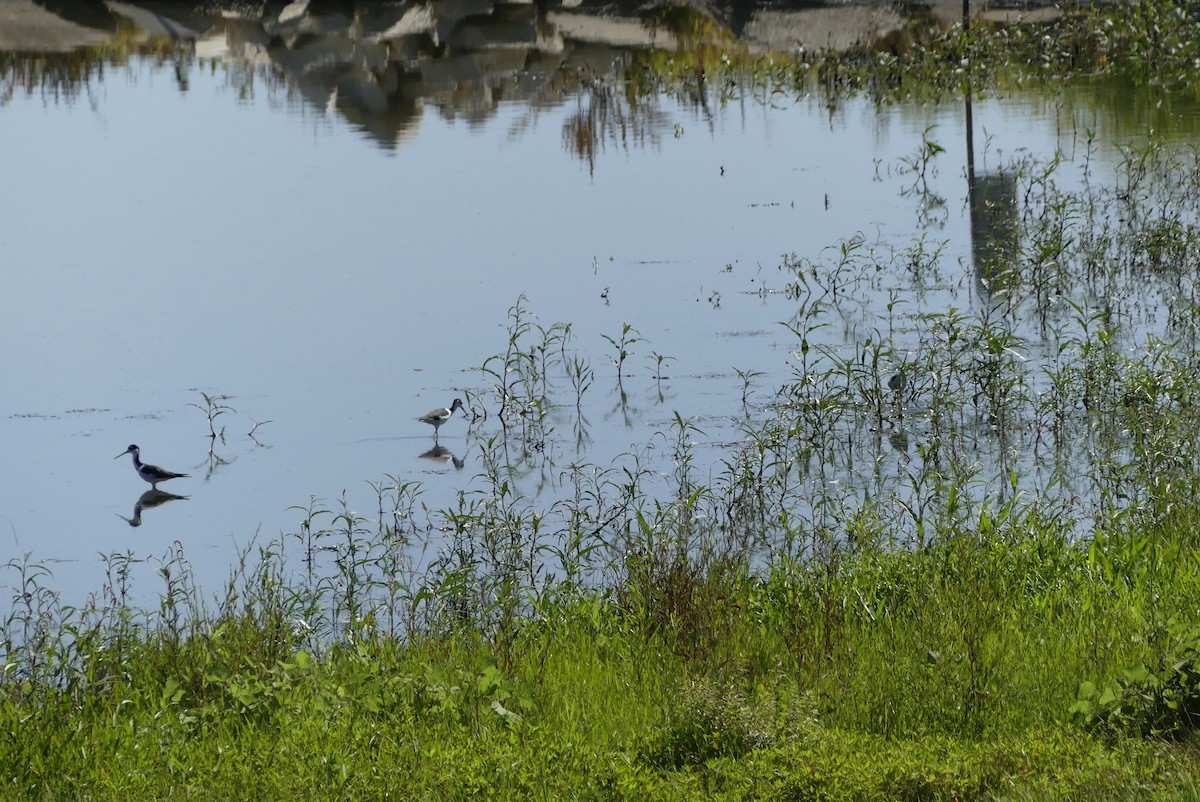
xmin=602 ymin=322 xmax=643 ymax=385
xmin=189 ymin=391 xmax=234 ymax=442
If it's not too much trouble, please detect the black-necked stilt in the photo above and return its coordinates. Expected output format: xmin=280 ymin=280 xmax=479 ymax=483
xmin=418 ymin=398 xmax=464 ymax=441
xmin=115 ymin=444 xmax=188 ymax=489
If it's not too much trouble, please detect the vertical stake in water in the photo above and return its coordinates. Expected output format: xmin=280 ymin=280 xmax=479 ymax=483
xmin=963 ymin=0 xmax=974 ymax=185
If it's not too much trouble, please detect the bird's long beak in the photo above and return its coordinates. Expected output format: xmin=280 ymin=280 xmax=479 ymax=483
xmin=114 ymin=450 xmax=128 ymax=459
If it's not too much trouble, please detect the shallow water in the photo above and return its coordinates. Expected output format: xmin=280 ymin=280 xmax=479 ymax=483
xmin=3 ymin=8 xmax=1200 ymax=605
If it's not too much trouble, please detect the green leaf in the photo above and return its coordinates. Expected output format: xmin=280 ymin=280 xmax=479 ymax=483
xmin=162 ymin=677 xmax=184 ymax=706
xmin=1123 ymin=664 xmax=1151 ymax=683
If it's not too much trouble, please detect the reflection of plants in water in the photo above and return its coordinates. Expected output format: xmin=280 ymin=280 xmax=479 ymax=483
xmin=721 ymin=136 xmax=1200 ymax=552
xmin=6 ymin=0 xmax=1199 ymax=156
xmin=551 ymin=139 xmax=1200 ymax=559
xmin=562 ymin=82 xmax=672 ymax=175
xmin=0 ymin=19 xmax=186 ymax=106
xmin=647 ymin=350 xmax=673 ymax=383
xmin=1087 ymin=0 xmax=1200 ymax=85
xmin=247 ymin=417 xmax=272 ymax=447
xmin=189 ymin=391 xmax=271 ymax=466
xmin=779 ymin=234 xmax=883 ymax=335
xmin=642 ymin=6 xmax=738 ymax=49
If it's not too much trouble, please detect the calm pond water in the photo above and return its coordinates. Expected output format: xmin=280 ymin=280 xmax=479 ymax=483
xmin=3 ymin=1 xmax=1200 ymax=607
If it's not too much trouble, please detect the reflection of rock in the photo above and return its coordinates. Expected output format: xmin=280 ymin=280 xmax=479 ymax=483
xmin=975 ymin=7 xmax=1062 ymax=24
xmin=547 ymin=11 xmax=680 ymax=50
xmin=0 ymin=0 xmax=113 ymax=51
xmin=2 ymin=0 xmax=1058 ymax=151
xmin=448 ymin=5 xmax=563 ymax=53
xmin=367 ymin=5 xmax=437 ymax=43
xmin=195 ymin=17 xmax=272 ymax=65
xmin=267 ymin=31 xmax=356 ymax=76
xmin=409 ymin=48 xmax=528 ymax=122
xmin=337 ymin=69 xmax=423 ymax=143
xmin=555 ymin=0 xmax=906 ymax=53
xmin=430 ymin=0 xmax=494 ymax=43
xmin=337 ymin=67 xmax=389 ymax=114
xmin=105 ymin=1 xmax=201 ymax=39
xmin=265 ymin=1 xmax=353 ymax=44
xmin=39 ymin=0 xmax=117 ymax=31
xmin=742 ymin=7 xmax=904 ymax=53
xmin=920 ymin=0 xmax=1063 ymax=25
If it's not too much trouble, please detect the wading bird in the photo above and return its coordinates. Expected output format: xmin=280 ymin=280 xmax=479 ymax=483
xmin=115 ymin=444 xmax=188 ymax=489
xmin=418 ymin=398 xmax=464 ymax=442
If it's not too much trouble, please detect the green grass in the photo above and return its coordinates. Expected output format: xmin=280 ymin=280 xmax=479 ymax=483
xmin=6 ymin=503 xmax=1200 ymax=799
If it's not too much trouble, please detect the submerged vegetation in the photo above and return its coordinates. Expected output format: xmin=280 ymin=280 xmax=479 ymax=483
xmin=9 ymin=0 xmax=1200 ymax=799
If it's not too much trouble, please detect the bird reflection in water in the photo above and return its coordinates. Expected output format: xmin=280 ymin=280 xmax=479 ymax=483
xmin=419 ymin=445 xmax=465 ymax=471
xmin=117 ymin=489 xmax=189 ymax=527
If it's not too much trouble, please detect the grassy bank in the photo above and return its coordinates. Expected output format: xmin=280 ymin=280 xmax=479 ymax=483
xmin=5 ymin=501 xmax=1200 ymax=799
